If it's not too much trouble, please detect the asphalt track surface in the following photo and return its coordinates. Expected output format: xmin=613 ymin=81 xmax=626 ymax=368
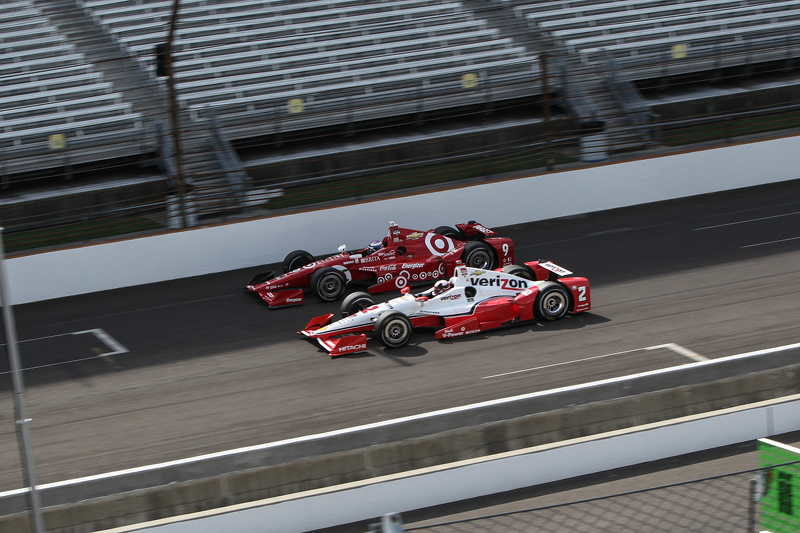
xmin=1 ymin=178 xmax=799 ymax=495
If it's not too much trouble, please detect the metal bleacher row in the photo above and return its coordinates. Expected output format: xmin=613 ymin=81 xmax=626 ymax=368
xmin=79 ymin=0 xmax=540 ymax=140
xmin=511 ymin=0 xmax=800 ymax=80
xmin=1 ymin=0 xmax=143 ymax=176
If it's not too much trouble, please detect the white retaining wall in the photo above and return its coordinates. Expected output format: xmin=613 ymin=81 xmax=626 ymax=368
xmin=105 ymin=393 xmax=800 ymax=533
xmin=6 ymin=135 xmax=800 ymax=305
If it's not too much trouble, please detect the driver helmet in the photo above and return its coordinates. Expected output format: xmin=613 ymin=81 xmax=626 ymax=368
xmin=433 ymin=279 xmax=452 ymax=295
xmin=366 ymin=240 xmax=382 ymax=254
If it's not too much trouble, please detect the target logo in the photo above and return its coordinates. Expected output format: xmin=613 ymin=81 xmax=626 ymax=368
xmin=438 ymin=263 xmax=446 ymax=276
xmin=395 ymin=275 xmax=408 ymax=288
xmin=425 ymin=233 xmax=455 ymax=256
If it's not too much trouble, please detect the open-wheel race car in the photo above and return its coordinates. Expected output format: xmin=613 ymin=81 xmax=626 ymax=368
xmin=246 ymin=221 xmax=515 ymax=308
xmin=299 ymin=260 xmax=591 ymax=356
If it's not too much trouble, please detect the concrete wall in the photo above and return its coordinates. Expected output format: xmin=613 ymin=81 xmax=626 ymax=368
xmin=1 ymin=343 xmax=798 ymax=533
xmin=104 ymin=394 xmax=800 ymax=533
xmin=6 ymin=134 xmax=800 ymax=305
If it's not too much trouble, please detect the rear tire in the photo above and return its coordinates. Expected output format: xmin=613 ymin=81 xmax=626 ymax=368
xmin=310 ymin=267 xmax=346 ymax=302
xmin=283 ymin=250 xmax=314 ymax=273
xmin=501 ymin=264 xmax=534 ymax=280
xmin=462 ymin=241 xmax=495 ymax=269
xmin=373 ymin=311 xmax=412 ymax=348
xmin=534 ymin=282 xmax=570 ymax=321
xmin=433 ymin=225 xmax=466 ymax=241
xmin=341 ymin=292 xmax=375 ymax=318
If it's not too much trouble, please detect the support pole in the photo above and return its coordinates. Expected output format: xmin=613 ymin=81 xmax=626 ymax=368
xmin=165 ymin=0 xmax=187 ymax=229
xmin=0 ymin=225 xmax=45 ymax=533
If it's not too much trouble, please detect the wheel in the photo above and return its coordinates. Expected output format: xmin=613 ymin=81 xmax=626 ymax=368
xmin=462 ymin=241 xmax=495 ymax=269
xmin=310 ymin=267 xmax=346 ymax=302
xmin=501 ymin=264 xmax=534 ymax=280
xmin=283 ymin=250 xmax=314 ymax=273
xmin=341 ymin=291 xmax=375 ymax=318
xmin=373 ymin=311 xmax=412 ymax=349
xmin=433 ymin=225 xmax=466 ymax=241
xmin=534 ymin=282 xmax=570 ymax=321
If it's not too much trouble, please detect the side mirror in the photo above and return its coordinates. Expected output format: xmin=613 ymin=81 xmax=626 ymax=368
xmin=338 ymin=244 xmax=347 ymax=253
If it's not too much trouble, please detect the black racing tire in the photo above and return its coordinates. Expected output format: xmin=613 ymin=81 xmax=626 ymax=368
xmin=310 ymin=267 xmax=346 ymax=302
xmin=501 ymin=264 xmax=535 ymax=280
xmin=341 ymin=291 xmax=375 ymax=318
xmin=373 ymin=311 xmax=413 ymax=349
xmin=283 ymin=250 xmax=315 ymax=273
xmin=534 ymin=282 xmax=570 ymax=321
xmin=433 ymin=225 xmax=466 ymax=241
xmin=462 ymin=241 xmax=496 ymax=270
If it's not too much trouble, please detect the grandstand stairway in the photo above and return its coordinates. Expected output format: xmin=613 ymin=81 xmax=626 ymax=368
xmin=32 ymin=0 xmax=261 ymax=225
xmin=461 ymin=0 xmax=649 ymax=154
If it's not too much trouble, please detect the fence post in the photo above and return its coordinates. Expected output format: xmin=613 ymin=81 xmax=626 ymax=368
xmin=381 ymin=512 xmax=404 ymax=533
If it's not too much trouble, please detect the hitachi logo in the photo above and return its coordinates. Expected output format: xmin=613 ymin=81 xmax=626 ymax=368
xmin=469 ymin=276 xmax=528 ymax=289
xmin=336 ymin=343 xmax=367 ymax=352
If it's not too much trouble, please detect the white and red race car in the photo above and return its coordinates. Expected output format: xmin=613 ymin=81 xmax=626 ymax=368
xmin=299 ymin=261 xmax=591 ymax=356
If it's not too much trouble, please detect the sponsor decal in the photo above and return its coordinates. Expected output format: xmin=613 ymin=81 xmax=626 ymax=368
xmin=425 ymin=233 xmax=455 ymax=256
xmin=440 ymin=327 xmax=481 ymax=338
xmin=540 ymin=261 xmax=573 ymax=277
xmin=473 ymin=223 xmax=496 ymax=236
xmin=459 ymin=267 xmax=468 ymax=277
xmin=337 ymin=343 xmax=367 ymax=352
xmin=319 ymin=326 xmax=328 ymax=331
xmin=440 ymin=293 xmax=461 ymax=301
xmin=380 ymin=265 xmax=398 ymax=272
xmin=469 ymin=276 xmax=529 ymax=289
xmin=377 ymin=273 xmax=393 ymax=283
xmin=438 ymin=263 xmax=446 ymax=276
xmin=401 ymin=262 xmax=425 ymax=269
xmin=285 ymin=298 xmax=302 ymax=303
xmin=407 ymin=232 xmax=423 ymax=240
xmin=471 ymin=270 xmax=486 ymax=276
xmin=395 ymin=276 xmax=408 ymax=289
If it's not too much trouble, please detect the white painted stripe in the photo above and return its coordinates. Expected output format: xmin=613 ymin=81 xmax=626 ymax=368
xmin=483 ymin=345 xmax=659 ymax=379
xmin=73 ymin=328 xmax=129 ymax=356
xmin=742 ymin=235 xmax=800 ymax=248
xmin=0 ymin=328 xmax=129 ymax=375
xmin=483 ymin=343 xmax=705 ymax=379
xmin=694 ymin=210 xmax=800 ymax=230
xmin=1 ymin=340 xmax=798 ymax=498
xmin=659 ymin=343 xmax=708 ymax=362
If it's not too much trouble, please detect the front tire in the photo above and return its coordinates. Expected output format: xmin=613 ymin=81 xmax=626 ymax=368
xmin=373 ymin=311 xmax=412 ymax=348
xmin=534 ymin=282 xmax=570 ymax=321
xmin=462 ymin=241 xmax=495 ymax=269
xmin=341 ymin=291 xmax=375 ymax=317
xmin=310 ymin=267 xmax=346 ymax=302
xmin=501 ymin=264 xmax=534 ymax=280
xmin=283 ymin=250 xmax=314 ymax=273
xmin=433 ymin=225 xmax=466 ymax=241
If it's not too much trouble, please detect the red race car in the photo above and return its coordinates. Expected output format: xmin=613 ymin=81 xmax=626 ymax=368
xmin=246 ymin=221 xmax=514 ymax=307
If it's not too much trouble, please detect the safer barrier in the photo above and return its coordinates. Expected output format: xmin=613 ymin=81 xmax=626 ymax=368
xmin=6 ymin=134 xmax=800 ymax=305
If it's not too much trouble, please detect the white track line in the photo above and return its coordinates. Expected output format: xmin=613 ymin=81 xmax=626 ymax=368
xmin=742 ymin=236 xmax=800 ymax=248
xmin=660 ymin=342 xmax=707 ymax=362
xmin=694 ymin=210 xmax=800 ymax=230
xmin=0 ymin=328 xmax=128 ymax=374
xmin=483 ymin=343 xmax=705 ymax=379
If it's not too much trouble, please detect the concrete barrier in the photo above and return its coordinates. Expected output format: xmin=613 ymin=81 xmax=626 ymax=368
xmin=77 ymin=395 xmax=800 ymax=533
xmin=6 ymin=135 xmax=800 ymax=305
xmin=1 ymin=343 xmax=798 ymax=532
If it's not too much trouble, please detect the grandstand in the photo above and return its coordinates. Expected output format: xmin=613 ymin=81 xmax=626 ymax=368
xmin=2 ymin=0 xmax=800 ymax=250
